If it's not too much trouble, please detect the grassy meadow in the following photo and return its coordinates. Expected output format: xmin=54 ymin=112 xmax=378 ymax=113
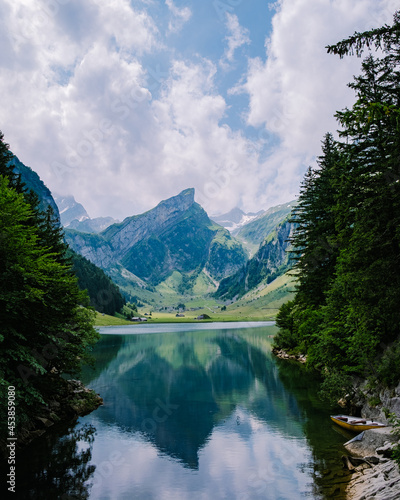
xmin=94 ymin=273 xmax=296 ymax=326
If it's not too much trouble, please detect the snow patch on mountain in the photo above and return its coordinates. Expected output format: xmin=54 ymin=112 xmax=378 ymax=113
xmin=54 ymin=194 xmax=118 ymax=233
xmin=211 ymin=208 xmax=264 ymax=232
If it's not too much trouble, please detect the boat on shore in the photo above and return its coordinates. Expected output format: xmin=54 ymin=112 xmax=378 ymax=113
xmin=331 ymin=415 xmax=386 ymax=432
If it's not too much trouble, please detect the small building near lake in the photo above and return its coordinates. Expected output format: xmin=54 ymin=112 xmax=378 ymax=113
xmin=196 ymin=314 xmax=211 ymax=320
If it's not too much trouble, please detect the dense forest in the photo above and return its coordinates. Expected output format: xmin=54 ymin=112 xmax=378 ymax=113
xmin=274 ymin=12 xmax=400 ymax=395
xmin=0 ymin=132 xmax=99 ymax=447
xmin=67 ymin=249 xmax=125 ymax=316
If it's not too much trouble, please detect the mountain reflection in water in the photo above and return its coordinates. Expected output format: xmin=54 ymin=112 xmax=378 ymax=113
xmin=9 ymin=323 xmax=350 ymax=499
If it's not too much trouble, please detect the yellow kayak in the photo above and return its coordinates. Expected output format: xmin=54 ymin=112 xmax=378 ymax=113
xmin=331 ymin=415 xmax=386 ymax=432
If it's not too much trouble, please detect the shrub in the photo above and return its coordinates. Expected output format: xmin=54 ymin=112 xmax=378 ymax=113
xmin=318 ymin=369 xmax=353 ymax=406
xmin=387 ymin=412 xmax=400 ymax=470
xmin=375 ymin=340 xmax=400 ymax=387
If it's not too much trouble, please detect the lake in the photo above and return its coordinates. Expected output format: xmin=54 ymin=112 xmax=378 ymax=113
xmin=14 ymin=322 xmax=352 ymax=499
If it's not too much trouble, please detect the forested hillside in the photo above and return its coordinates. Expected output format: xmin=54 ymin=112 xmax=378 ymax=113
xmin=67 ymin=249 xmax=125 ymax=316
xmin=274 ymin=13 xmax=400 ymax=393
xmin=0 ymin=132 xmax=100 ymax=451
xmin=6 ymin=154 xmax=126 ymax=317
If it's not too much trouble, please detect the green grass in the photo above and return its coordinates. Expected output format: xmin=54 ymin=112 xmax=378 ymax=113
xmin=220 ymin=273 xmax=296 ymax=320
xmin=94 ymin=312 xmax=132 ymax=326
xmin=139 ymin=311 xmax=268 ymax=323
xmin=95 ymin=272 xmax=296 ymax=326
xmin=95 ymin=309 xmax=269 ymax=326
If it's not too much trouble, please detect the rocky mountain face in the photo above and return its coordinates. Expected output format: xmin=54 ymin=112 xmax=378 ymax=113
xmin=233 ymin=201 xmax=296 ymax=256
xmin=65 ymin=189 xmax=248 ymax=289
xmin=54 ymin=194 xmax=90 ymax=226
xmin=9 ymin=156 xmax=60 ymax=221
xmin=9 ymin=148 xmax=295 ymax=304
xmin=215 ymin=218 xmax=295 ymax=300
xmin=54 ymin=194 xmax=118 ymax=233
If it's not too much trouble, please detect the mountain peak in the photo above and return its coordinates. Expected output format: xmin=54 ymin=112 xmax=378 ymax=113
xmin=180 ymin=187 xmax=195 ymax=199
xmin=212 ymin=207 xmax=245 ymax=224
xmin=159 ymin=188 xmax=195 ymax=209
xmin=211 ymin=207 xmax=264 ymax=232
xmin=65 ymin=186 xmax=247 ymax=287
xmin=54 ymin=194 xmax=90 ymax=226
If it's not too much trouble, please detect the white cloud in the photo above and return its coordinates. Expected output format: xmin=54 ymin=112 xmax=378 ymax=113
xmin=0 ymin=0 xmax=264 ymax=218
xmin=221 ymin=13 xmax=250 ymax=65
xmin=235 ymin=0 xmax=398 ymax=209
xmin=1 ymin=0 xmax=398 ymax=220
xmin=100 ymin=0 xmax=159 ymax=55
xmin=0 ymin=0 xmax=160 ymax=218
xmin=165 ymin=0 xmax=192 ymax=34
xmin=149 ymin=59 xmax=264 ymax=215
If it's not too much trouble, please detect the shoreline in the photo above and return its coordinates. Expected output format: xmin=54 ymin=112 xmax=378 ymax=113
xmin=99 ymin=319 xmax=275 ymax=325
xmin=95 ymin=311 xmax=277 ymax=327
xmin=96 ymin=320 xmax=275 ymax=336
xmin=1 ymin=378 xmax=102 ymax=461
xmin=271 ymin=348 xmax=400 ymax=499
xmin=271 ymin=347 xmax=307 ymax=363
xmin=343 ymin=428 xmax=400 ymax=499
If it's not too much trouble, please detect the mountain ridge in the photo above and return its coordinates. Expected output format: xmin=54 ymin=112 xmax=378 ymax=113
xmin=6 ymin=149 xmax=295 ymax=316
xmin=54 ymin=193 xmax=119 ymax=233
xmin=233 ymin=201 xmax=296 ymax=256
xmin=64 ymin=188 xmax=248 ymax=292
xmin=55 ymin=194 xmax=89 ymax=225
xmin=7 ymin=153 xmax=126 ymax=315
xmin=102 ymin=188 xmax=196 ymax=260
xmin=211 ymin=207 xmax=265 ymax=232
xmin=215 ymin=217 xmax=295 ymax=300
xmin=9 ymin=155 xmax=60 ymax=221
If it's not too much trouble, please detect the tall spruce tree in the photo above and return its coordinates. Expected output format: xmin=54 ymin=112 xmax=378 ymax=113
xmin=322 ymin=43 xmax=400 ymax=371
xmin=290 ymin=133 xmax=340 ymax=308
xmin=275 ymin=11 xmax=400 ymax=385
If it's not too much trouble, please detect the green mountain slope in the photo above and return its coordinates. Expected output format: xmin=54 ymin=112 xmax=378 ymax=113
xmin=67 ymin=249 xmax=125 ymax=315
xmin=65 ymin=188 xmax=248 ymax=298
xmin=215 ymin=219 xmax=295 ymax=300
xmin=224 ymin=272 xmax=297 ymax=320
xmin=9 ymin=155 xmax=60 ymax=220
xmin=233 ymin=201 xmax=296 ymax=256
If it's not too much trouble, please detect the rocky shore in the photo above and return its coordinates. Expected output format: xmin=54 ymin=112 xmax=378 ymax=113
xmin=339 ymin=380 xmax=400 ymax=499
xmin=271 ymin=347 xmax=307 ymax=363
xmin=343 ymin=428 xmax=400 ymax=499
xmin=271 ymin=349 xmax=400 ymax=499
xmin=347 ymin=379 xmax=400 ymax=425
xmin=1 ymin=378 xmax=102 ymax=459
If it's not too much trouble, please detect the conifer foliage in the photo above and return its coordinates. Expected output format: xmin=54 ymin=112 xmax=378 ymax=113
xmin=274 ymin=12 xmax=400 ymax=387
xmin=68 ymin=249 xmax=126 ymax=315
xmin=0 ymin=132 xmax=99 ymax=435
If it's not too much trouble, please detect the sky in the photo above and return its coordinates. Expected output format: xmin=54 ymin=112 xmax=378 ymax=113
xmin=0 ymin=0 xmax=398 ymax=220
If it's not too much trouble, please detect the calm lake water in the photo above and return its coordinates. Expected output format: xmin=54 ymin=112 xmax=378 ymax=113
xmin=15 ymin=322 xmax=352 ymax=499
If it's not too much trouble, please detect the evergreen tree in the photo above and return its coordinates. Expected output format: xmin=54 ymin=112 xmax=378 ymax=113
xmin=289 ymin=133 xmax=340 ymax=308
xmin=275 ymin=11 xmax=400 ymax=386
xmin=68 ymin=249 xmax=126 ymax=315
xmin=326 ymin=11 xmax=400 ymax=62
xmin=0 ymin=132 xmax=99 ymax=439
xmin=322 ymin=50 xmax=400 ymax=370
xmin=0 ymin=131 xmax=24 ymax=191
